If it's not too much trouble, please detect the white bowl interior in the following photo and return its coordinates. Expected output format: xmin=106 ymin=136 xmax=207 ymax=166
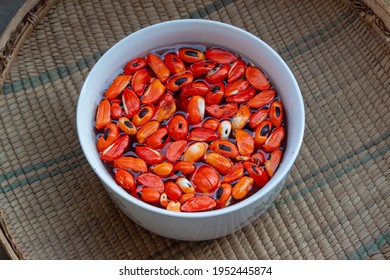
xmin=77 ymin=19 xmax=304 ymax=218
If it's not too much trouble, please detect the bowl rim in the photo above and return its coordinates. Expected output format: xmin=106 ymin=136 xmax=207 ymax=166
xmin=77 ymin=19 xmax=305 ymax=219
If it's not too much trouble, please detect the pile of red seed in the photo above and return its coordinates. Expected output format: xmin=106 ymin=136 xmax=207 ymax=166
xmin=94 ymin=45 xmax=285 ymax=212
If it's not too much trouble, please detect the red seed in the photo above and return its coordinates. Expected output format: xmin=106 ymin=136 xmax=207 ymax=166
xmin=249 ymin=108 xmax=269 ymax=128
xmin=247 ymin=90 xmax=275 ymax=109
xmin=181 ymin=196 xmax=216 ymax=212
xmin=110 ymin=99 xmax=122 ymax=119
xmin=205 ymin=82 xmax=225 ymax=105
xmin=222 ymin=162 xmax=244 ymax=183
xmin=165 ymin=181 xmax=183 ymax=201
xmin=141 ymin=187 xmax=161 ymax=203
xmin=95 ymin=99 xmax=111 ymax=130
xmin=131 ymin=69 xmax=149 ymax=96
xmin=269 ymin=100 xmax=284 ymax=127
xmin=204 ymin=64 xmax=230 ymax=84
xmin=124 ymin=57 xmax=146 ymax=75
xmin=173 ymin=161 xmax=196 ymax=175
xmin=122 ymin=88 xmax=140 ymax=118
xmin=164 ymin=53 xmax=186 ymax=75
xmin=265 ymin=149 xmax=283 ymax=177
xmin=167 ymin=115 xmax=188 ymax=141
xmin=166 ymin=140 xmax=187 ymax=162
xmin=263 ymin=126 xmax=285 ymax=152
xmin=187 ymin=128 xmax=218 ymax=142
xmin=181 ymin=81 xmax=209 ymax=97
xmin=205 ymin=103 xmax=238 ymax=119
xmin=137 ymin=173 xmax=164 ymax=193
xmin=178 ymin=48 xmax=205 ymax=63
xmin=135 ymin=146 xmax=165 ymax=165
xmin=96 ymin=123 xmax=119 ymax=152
xmin=202 ymin=119 xmax=220 ymax=131
xmin=146 ymin=54 xmax=170 ymax=83
xmin=192 ymin=165 xmax=220 ymax=194
xmin=105 ymin=75 xmax=132 ymax=100
xmin=243 ymin=162 xmax=269 ymax=188
xmin=205 ymin=48 xmax=237 ymax=64
xmin=188 ymin=61 xmax=216 ymax=77
xmin=100 ymin=134 xmax=129 ymax=162
xmin=115 ymin=169 xmax=136 ymax=192
xmin=228 ymin=59 xmax=246 ymax=83
xmin=246 ymin=66 xmax=270 ymax=90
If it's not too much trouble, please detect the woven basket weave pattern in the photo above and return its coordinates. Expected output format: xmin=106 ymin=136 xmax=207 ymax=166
xmin=0 ymin=0 xmax=389 ymax=259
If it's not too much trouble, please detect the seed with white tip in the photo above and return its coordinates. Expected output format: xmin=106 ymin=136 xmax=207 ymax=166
xmin=218 ymin=120 xmax=232 ymax=140
xmin=198 ymin=96 xmax=205 ymax=121
xmin=176 ymin=177 xmax=195 ymax=194
xmin=207 ymin=66 xmax=220 ymax=77
xmin=232 ymin=105 xmax=251 ymax=131
xmin=182 ymin=142 xmax=208 ymax=163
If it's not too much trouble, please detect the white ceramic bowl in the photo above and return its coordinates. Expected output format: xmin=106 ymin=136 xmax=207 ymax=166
xmin=77 ymin=19 xmax=305 ymax=241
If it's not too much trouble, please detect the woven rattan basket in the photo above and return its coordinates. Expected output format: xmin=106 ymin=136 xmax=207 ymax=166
xmin=0 ymin=0 xmax=389 ymax=259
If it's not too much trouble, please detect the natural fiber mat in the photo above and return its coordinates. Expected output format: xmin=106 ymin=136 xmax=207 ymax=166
xmin=0 ymin=0 xmax=389 ymax=260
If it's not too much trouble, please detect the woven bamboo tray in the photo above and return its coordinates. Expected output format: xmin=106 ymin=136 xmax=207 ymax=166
xmin=0 ymin=0 xmax=389 ymax=259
